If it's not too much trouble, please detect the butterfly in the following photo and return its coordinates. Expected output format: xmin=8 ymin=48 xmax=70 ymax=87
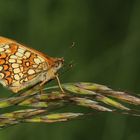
xmin=0 ymin=36 xmax=64 ymax=93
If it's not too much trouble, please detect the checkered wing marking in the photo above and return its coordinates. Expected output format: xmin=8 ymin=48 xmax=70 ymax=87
xmin=0 ymin=37 xmax=49 ymax=93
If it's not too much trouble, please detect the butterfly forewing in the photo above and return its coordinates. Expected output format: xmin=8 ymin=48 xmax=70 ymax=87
xmin=0 ymin=37 xmax=62 ymax=93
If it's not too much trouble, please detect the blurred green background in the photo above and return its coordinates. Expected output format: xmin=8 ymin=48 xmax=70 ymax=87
xmin=0 ymin=0 xmax=140 ymax=140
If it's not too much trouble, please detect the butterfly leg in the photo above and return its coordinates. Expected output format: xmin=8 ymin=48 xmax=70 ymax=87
xmin=39 ymin=85 xmax=44 ymax=94
xmin=39 ymin=80 xmax=47 ymax=94
xmin=55 ymin=75 xmax=65 ymax=93
xmin=39 ymin=74 xmax=64 ymax=94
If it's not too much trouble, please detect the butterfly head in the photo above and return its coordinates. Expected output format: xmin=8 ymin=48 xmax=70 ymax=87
xmin=53 ymin=57 xmax=64 ymax=71
xmin=46 ymin=57 xmax=64 ymax=74
xmin=41 ymin=57 xmax=64 ymax=83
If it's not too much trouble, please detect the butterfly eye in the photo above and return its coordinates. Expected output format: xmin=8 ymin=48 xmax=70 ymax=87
xmin=55 ymin=61 xmax=61 ymax=68
xmin=54 ymin=58 xmax=64 ymax=70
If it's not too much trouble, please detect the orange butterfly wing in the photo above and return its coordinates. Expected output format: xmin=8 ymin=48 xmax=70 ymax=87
xmin=0 ymin=36 xmax=63 ymax=93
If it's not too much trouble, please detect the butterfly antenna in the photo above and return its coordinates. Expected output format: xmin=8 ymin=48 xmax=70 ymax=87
xmin=60 ymin=60 xmax=75 ymax=76
xmin=63 ymin=42 xmax=76 ymax=58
